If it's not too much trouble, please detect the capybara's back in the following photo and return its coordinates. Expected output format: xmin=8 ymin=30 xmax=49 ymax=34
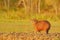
xmin=32 ymin=19 xmax=51 ymax=34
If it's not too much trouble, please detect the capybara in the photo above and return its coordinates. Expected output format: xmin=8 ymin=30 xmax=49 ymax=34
xmin=32 ymin=19 xmax=51 ymax=34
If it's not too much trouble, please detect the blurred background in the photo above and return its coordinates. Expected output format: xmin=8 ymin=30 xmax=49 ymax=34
xmin=0 ymin=0 xmax=60 ymax=33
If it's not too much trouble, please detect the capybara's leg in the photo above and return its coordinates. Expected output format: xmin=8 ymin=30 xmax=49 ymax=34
xmin=46 ymin=28 xmax=50 ymax=34
xmin=38 ymin=30 xmax=41 ymax=32
xmin=36 ymin=29 xmax=41 ymax=32
xmin=46 ymin=30 xmax=49 ymax=34
xmin=46 ymin=26 xmax=50 ymax=34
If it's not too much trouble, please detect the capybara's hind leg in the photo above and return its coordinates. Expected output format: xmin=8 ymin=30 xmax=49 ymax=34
xmin=46 ymin=29 xmax=49 ymax=34
xmin=46 ymin=27 xmax=50 ymax=34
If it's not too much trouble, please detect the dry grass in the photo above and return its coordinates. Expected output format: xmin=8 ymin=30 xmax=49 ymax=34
xmin=0 ymin=32 xmax=60 ymax=40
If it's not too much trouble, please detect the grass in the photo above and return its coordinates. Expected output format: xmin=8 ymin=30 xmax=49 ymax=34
xmin=0 ymin=9 xmax=60 ymax=33
xmin=0 ymin=32 xmax=60 ymax=40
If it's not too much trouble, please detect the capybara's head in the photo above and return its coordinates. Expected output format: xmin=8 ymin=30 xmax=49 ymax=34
xmin=31 ymin=19 xmax=38 ymax=24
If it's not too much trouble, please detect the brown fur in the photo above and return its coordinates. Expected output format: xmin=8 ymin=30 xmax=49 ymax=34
xmin=32 ymin=19 xmax=51 ymax=34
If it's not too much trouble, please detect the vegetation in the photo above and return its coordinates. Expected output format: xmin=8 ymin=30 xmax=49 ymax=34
xmin=0 ymin=0 xmax=60 ymax=32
